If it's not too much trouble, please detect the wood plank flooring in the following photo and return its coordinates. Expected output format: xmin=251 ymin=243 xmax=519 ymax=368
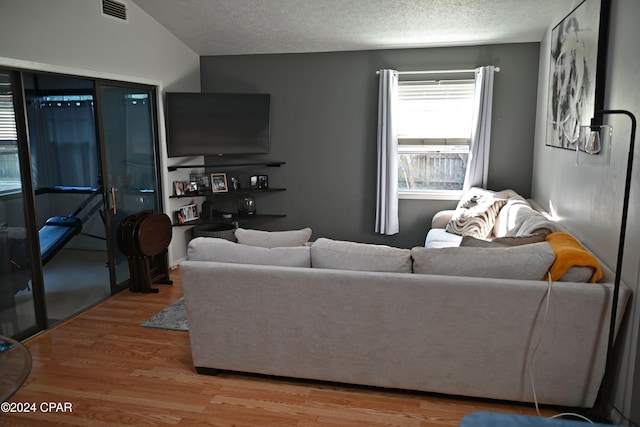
xmin=3 ymin=268 xmax=559 ymax=426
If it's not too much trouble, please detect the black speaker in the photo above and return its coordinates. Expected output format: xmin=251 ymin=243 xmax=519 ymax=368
xmin=201 ymin=200 xmax=213 ymax=221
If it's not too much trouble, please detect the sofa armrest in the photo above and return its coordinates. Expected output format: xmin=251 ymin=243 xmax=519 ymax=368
xmin=431 ymin=210 xmax=456 ymax=229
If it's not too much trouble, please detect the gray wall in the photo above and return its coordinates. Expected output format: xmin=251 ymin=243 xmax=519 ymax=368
xmin=201 ymin=43 xmax=540 ymax=248
xmin=532 ymin=0 xmax=640 ymax=422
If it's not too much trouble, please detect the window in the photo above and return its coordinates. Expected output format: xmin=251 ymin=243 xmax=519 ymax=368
xmin=396 ymin=78 xmax=475 ymax=199
xmin=0 ymin=76 xmax=21 ymax=193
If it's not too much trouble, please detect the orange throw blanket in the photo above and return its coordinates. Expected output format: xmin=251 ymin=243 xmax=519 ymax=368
xmin=545 ymin=232 xmax=603 ymax=283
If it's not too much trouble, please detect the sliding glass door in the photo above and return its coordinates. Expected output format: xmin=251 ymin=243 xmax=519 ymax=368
xmin=0 ymin=71 xmax=44 ymax=339
xmin=96 ymin=83 xmax=161 ymax=293
xmin=0 ymin=69 xmax=163 ymax=338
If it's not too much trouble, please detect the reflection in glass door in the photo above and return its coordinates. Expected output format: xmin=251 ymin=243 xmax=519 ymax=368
xmin=96 ymin=84 xmax=161 ymax=293
xmin=0 ymin=71 xmax=43 ymax=338
xmin=24 ymin=72 xmax=110 ymax=326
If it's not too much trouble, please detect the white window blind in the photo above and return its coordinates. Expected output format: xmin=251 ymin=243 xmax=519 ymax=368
xmin=397 ymin=79 xmax=475 ymax=141
xmin=396 ymin=79 xmax=475 ymax=196
xmin=0 ymin=76 xmax=21 ymax=193
xmin=0 ymin=93 xmax=18 ymax=142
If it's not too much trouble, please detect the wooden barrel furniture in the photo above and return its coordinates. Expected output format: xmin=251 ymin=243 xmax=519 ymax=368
xmin=117 ymin=211 xmax=172 ymax=293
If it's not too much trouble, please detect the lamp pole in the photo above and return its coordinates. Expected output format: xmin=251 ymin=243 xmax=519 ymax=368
xmin=593 ymin=109 xmax=636 ymax=417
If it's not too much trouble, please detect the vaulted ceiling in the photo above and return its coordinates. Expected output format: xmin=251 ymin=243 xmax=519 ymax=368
xmin=131 ymin=0 xmax=570 ymax=56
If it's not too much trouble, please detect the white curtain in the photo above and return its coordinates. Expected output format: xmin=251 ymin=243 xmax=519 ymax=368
xmin=463 ymin=66 xmax=496 ymax=191
xmin=375 ymin=69 xmax=399 ymax=235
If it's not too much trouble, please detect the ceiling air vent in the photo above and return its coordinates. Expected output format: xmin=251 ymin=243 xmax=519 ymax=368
xmin=101 ymin=0 xmax=128 ymax=22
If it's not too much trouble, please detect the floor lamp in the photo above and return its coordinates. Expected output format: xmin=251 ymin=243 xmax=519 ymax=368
xmin=586 ymin=109 xmax=637 ymax=417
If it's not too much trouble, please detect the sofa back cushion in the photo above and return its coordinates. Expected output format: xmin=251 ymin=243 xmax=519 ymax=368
xmin=235 ymin=227 xmax=312 ymax=248
xmin=311 ymin=238 xmax=412 ymax=273
xmin=188 ymin=237 xmax=311 ymax=267
xmin=411 ymin=242 xmax=555 ymax=280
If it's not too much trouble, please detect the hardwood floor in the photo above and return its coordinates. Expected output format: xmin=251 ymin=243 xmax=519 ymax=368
xmin=4 ymin=268 xmax=558 ymax=426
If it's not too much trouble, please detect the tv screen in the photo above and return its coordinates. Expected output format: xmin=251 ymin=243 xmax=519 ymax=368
xmin=166 ymin=92 xmax=270 ymax=157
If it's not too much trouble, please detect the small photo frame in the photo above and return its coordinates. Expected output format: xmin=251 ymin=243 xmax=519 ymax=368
xmin=190 ymin=173 xmax=210 ymax=191
xmin=258 ymin=175 xmax=269 ymax=189
xmin=250 ymin=175 xmax=258 ymax=190
xmin=230 ymin=176 xmax=241 ymax=191
xmin=211 ymin=173 xmax=228 ymax=193
xmin=185 ymin=181 xmax=199 ymax=194
xmin=178 ymin=203 xmax=199 ymax=223
xmin=173 ymin=181 xmax=185 ymax=196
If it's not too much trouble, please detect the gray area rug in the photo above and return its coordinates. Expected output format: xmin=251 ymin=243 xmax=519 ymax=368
xmin=141 ymin=297 xmax=188 ymax=331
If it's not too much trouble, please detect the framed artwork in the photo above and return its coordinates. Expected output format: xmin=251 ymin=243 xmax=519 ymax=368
xmin=211 ymin=173 xmax=228 ymax=193
xmin=546 ymin=0 xmax=610 ymax=150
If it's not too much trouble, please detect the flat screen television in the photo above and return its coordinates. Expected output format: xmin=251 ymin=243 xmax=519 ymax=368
xmin=165 ymin=92 xmax=270 ymax=157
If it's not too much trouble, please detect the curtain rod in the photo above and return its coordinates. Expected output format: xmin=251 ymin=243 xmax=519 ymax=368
xmin=376 ymin=67 xmax=500 ymax=75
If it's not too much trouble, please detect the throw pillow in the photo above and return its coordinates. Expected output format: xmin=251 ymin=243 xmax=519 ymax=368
xmin=446 ymin=195 xmax=507 ymax=239
xmin=311 ymin=238 xmax=412 ymax=273
xmin=187 ymin=237 xmax=311 ymax=267
xmin=234 ymin=227 xmax=312 ymax=248
xmin=454 ymin=187 xmax=496 ymax=209
xmin=411 ymin=242 xmax=555 ymax=280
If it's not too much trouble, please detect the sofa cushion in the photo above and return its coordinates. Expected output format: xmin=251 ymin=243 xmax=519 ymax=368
xmin=557 ymin=266 xmax=596 ymax=283
xmin=411 ymin=242 xmax=555 ymax=280
xmin=311 ymin=238 xmax=412 ymax=273
xmin=493 ymin=234 xmax=548 ymax=246
xmin=235 ymin=227 xmax=312 ymax=248
xmin=446 ymin=193 xmax=507 ymax=239
xmin=460 ymin=234 xmax=547 ymax=247
xmin=459 ymin=236 xmax=503 ymax=247
xmin=425 ymin=228 xmax=463 ymax=248
xmin=187 ymin=237 xmax=311 ymax=267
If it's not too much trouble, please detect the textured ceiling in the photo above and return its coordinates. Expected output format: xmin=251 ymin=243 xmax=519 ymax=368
xmin=131 ymin=0 xmax=570 ymax=56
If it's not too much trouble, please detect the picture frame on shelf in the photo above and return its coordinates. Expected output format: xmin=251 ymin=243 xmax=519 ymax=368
xmin=190 ymin=173 xmax=211 ymax=191
xmin=250 ymin=175 xmax=258 ymax=190
xmin=230 ymin=176 xmax=241 ymax=191
xmin=177 ymin=204 xmax=199 ymax=224
xmin=211 ymin=173 xmax=229 ymax=193
xmin=258 ymin=175 xmax=269 ymax=189
xmin=185 ymin=181 xmax=199 ymax=194
xmin=173 ymin=181 xmax=185 ymax=196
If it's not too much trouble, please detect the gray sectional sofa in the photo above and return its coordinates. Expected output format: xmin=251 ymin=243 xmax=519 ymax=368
xmin=181 ymin=189 xmax=631 ymax=408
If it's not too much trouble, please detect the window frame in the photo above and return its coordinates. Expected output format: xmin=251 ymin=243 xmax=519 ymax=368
xmin=396 ymin=77 xmax=476 ymax=200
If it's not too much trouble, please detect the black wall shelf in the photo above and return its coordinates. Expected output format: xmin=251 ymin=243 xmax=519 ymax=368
xmin=168 ymin=159 xmax=287 ymax=227
xmin=168 ymin=161 xmax=285 ymax=172
xmin=169 ymin=188 xmax=285 ymax=199
xmin=172 ymin=213 xmax=286 ymax=227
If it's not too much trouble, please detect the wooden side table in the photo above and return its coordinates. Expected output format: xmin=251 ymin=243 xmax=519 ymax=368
xmin=0 ymin=336 xmax=32 ymax=402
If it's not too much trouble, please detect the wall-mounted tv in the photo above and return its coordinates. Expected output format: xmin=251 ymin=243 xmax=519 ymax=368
xmin=165 ymin=92 xmax=270 ymax=157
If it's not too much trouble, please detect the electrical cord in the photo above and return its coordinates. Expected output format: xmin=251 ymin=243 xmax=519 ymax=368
xmin=528 ymin=272 xmax=595 ymax=423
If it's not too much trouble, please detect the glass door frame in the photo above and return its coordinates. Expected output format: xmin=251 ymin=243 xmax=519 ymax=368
xmin=94 ymin=80 xmax=164 ymax=295
xmin=1 ymin=66 xmax=164 ymax=339
xmin=4 ymin=69 xmax=48 ymax=339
